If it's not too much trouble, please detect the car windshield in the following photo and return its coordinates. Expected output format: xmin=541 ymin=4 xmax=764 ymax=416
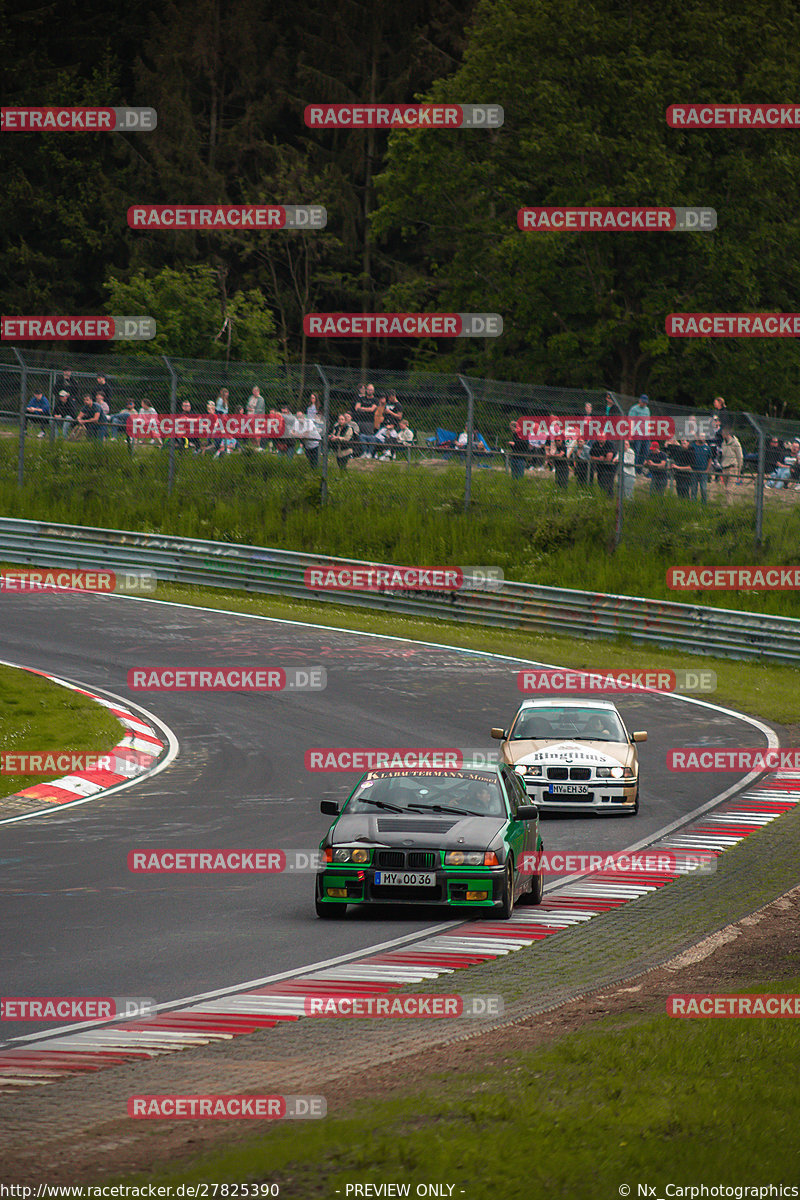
xmin=345 ymin=772 xmax=507 ymax=817
xmin=510 ymin=707 xmax=625 ymax=743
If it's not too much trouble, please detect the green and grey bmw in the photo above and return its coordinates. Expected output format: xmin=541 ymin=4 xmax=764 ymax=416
xmin=315 ymin=763 xmax=544 ymax=920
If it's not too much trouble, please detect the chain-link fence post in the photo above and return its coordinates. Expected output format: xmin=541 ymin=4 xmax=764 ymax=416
xmin=163 ymin=355 xmax=178 ymax=496
xmin=745 ymin=411 xmax=765 ymax=547
xmin=13 ymin=348 xmax=27 ymax=487
xmin=459 ymin=375 xmax=474 ymax=512
xmin=316 ymin=363 xmax=330 ymax=506
xmin=615 ymin=435 xmax=625 ymax=548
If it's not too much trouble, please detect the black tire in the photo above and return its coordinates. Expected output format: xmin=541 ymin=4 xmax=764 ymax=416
xmin=497 ymin=860 xmax=515 ymax=920
xmin=518 ymin=840 xmax=544 ymax=905
xmin=315 ymin=896 xmax=348 ymax=919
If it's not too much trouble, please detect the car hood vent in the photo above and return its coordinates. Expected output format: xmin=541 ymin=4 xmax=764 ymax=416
xmin=376 ymin=818 xmax=458 ymax=834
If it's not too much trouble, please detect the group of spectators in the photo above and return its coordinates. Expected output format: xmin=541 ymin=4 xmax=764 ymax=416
xmin=506 ymin=394 xmax=758 ymax=505
xmin=329 ymin=383 xmax=414 ymax=468
xmin=24 ymin=369 xmax=117 ymax=441
xmin=23 ymin=372 xmax=417 ymax=470
xmin=22 ymin=374 xmax=798 ymax=499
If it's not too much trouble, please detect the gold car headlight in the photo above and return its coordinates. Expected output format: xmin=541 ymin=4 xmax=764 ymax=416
xmin=331 ymin=846 xmax=372 ymax=864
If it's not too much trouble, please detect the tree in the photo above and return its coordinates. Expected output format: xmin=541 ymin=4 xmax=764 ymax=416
xmin=372 ymin=0 xmax=800 ymax=407
xmin=104 ymin=264 xmax=280 ymax=361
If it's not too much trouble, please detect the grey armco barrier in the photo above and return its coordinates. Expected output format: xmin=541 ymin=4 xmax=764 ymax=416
xmin=0 ymin=518 xmax=797 ymax=663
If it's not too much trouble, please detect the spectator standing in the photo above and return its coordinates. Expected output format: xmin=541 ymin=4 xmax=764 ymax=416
xmin=618 ymin=438 xmax=636 ymax=499
xmin=176 ymin=399 xmax=199 ymax=453
xmin=52 ymin=389 xmax=76 ymax=438
xmin=306 ymin=392 xmax=320 ymax=419
xmin=568 ymin=436 xmax=591 ymax=486
xmin=690 ymin=433 xmax=714 ymax=503
xmin=56 ymin=368 xmax=81 ymax=406
xmin=329 ymin=411 xmax=355 ymax=469
xmin=302 ymin=409 xmax=322 ymax=467
xmin=546 ymin=433 xmax=569 ymax=489
xmin=628 ymin=394 xmax=650 ymax=474
xmin=94 ymin=389 xmax=110 ymax=442
xmin=211 ymin=387 xmax=229 ymax=455
xmin=719 ymin=428 xmax=743 ymax=504
xmin=667 ymin=435 xmax=694 ymax=499
xmin=590 ymin=437 xmax=616 ymax=495
xmin=645 ymin=441 xmax=668 ymax=496
xmin=277 ymin=405 xmax=298 ymax=456
xmin=354 ymin=384 xmax=377 ymax=457
xmin=247 ymin=385 xmax=265 ymax=450
xmin=26 ymin=389 xmax=51 ymax=437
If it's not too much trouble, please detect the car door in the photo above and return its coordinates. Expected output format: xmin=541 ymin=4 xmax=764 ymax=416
xmin=500 ymin=766 xmax=534 ymax=899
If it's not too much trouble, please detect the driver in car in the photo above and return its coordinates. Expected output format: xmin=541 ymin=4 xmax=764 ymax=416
xmin=584 ymin=714 xmax=613 ymax=739
xmin=468 ymin=783 xmax=502 ymax=815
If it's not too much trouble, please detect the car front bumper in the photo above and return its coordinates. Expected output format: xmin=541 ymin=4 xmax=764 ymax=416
xmin=315 ymin=864 xmax=508 ymax=908
xmin=519 ymin=777 xmax=638 ymax=813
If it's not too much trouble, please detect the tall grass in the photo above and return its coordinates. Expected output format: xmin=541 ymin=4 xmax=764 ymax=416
xmin=2 ymin=439 xmax=799 ymax=617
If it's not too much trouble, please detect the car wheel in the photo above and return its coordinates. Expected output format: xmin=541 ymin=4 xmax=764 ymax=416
xmin=497 ymin=860 xmax=515 ymax=920
xmin=518 ymin=840 xmax=544 ymax=905
xmin=315 ymin=895 xmax=348 ymax=919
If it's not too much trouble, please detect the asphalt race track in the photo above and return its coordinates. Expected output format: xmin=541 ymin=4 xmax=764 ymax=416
xmin=0 ymin=591 xmax=771 ymax=1045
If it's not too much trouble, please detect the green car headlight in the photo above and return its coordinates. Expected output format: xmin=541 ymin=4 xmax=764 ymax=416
xmin=332 ymin=846 xmax=371 ymax=864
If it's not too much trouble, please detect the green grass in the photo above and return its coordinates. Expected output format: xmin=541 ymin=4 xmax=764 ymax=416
xmin=4 ymin=437 xmax=800 ymax=617
xmin=113 ymin=980 xmax=800 ymax=1197
xmin=0 ymin=664 xmax=125 ymax=795
xmin=127 ymin=582 xmax=800 ymax=724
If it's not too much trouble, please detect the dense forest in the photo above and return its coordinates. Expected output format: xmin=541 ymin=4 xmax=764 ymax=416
xmin=3 ymin=0 xmax=800 ymax=413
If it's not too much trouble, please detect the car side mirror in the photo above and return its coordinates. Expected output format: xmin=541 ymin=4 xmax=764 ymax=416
xmin=631 ymin=731 xmax=648 ymax=743
xmin=320 ymin=799 xmax=340 ymax=815
xmin=516 ymin=805 xmax=540 ymax=820
xmin=491 ymin=727 xmax=507 ymax=740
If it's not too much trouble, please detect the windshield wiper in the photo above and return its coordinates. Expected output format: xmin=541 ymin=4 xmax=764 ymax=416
xmin=404 ymin=803 xmax=483 ymax=816
xmin=354 ymin=798 xmax=405 ymax=812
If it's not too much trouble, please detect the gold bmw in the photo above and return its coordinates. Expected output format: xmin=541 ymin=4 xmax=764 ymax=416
xmin=492 ymin=698 xmax=646 ymax=816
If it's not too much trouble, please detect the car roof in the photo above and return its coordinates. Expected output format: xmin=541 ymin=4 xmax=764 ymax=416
xmin=516 ymin=698 xmax=621 ymax=711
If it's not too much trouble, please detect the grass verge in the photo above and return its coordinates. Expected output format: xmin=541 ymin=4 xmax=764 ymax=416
xmin=116 ymin=978 xmax=800 ymax=1196
xmin=0 ymin=664 xmax=126 ymax=796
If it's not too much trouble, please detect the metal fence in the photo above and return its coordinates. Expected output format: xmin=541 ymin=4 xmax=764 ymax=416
xmin=2 ymin=349 xmax=798 ymax=547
